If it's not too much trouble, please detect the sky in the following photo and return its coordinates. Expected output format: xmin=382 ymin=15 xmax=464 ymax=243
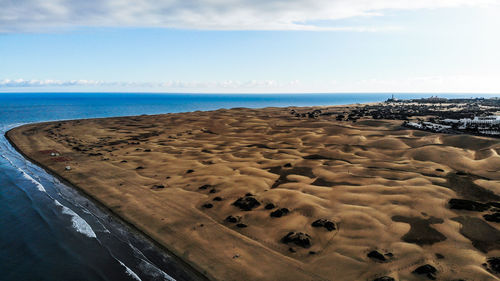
xmin=1 ymin=0 xmax=500 ymax=93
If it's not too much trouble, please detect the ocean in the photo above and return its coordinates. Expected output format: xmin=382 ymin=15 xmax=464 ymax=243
xmin=0 ymin=92 xmax=494 ymax=281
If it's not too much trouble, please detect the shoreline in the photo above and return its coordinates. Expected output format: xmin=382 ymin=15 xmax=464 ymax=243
xmin=4 ymin=108 xmax=331 ymax=281
xmin=4 ymin=127 xmax=211 ymax=281
xmin=6 ymin=104 xmax=500 ymax=281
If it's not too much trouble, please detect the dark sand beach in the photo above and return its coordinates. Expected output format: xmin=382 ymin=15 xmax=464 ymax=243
xmin=7 ymin=104 xmax=500 ymax=280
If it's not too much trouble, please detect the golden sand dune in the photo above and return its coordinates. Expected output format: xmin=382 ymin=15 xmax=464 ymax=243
xmin=6 ymin=105 xmax=500 ymax=281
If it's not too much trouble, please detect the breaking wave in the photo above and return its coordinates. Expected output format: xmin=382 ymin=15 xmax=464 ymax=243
xmin=138 ymin=259 xmax=176 ymax=281
xmin=54 ymin=200 xmax=97 ymax=238
xmin=1 ymin=154 xmax=46 ymax=192
xmin=118 ymin=260 xmax=143 ymax=281
xmin=20 ymin=169 xmax=47 ymax=192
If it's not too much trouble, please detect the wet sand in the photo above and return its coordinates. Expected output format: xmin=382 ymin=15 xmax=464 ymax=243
xmin=6 ymin=104 xmax=500 ymax=280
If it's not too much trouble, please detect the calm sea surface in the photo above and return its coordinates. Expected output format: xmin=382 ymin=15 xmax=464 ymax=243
xmin=0 ymin=93 xmax=494 ymax=281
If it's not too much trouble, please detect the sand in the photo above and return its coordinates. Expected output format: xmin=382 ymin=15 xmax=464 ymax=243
xmin=6 ymin=104 xmax=500 ymax=281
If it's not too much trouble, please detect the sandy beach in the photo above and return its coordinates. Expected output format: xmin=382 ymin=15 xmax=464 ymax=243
xmin=6 ymin=104 xmax=500 ymax=281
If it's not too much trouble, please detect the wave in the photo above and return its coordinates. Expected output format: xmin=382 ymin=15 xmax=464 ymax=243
xmin=3 ymin=151 xmax=175 ymax=280
xmin=1 ymin=154 xmax=46 ymax=192
xmin=54 ymin=199 xmax=97 ymax=238
xmin=138 ymin=259 xmax=176 ymax=281
xmin=118 ymin=260 xmax=143 ymax=281
xmin=4 ymin=153 xmax=96 ymax=239
xmin=1 ymin=153 xmax=16 ymax=167
xmin=20 ymin=169 xmax=47 ymax=192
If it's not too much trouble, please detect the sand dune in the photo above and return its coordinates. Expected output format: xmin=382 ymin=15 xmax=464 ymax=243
xmin=7 ymin=105 xmax=500 ymax=281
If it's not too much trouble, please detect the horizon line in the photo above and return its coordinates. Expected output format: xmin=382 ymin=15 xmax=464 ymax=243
xmin=0 ymin=92 xmax=499 ymax=96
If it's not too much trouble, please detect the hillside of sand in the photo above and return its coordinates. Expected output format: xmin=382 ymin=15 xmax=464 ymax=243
xmin=7 ymin=104 xmax=500 ymax=281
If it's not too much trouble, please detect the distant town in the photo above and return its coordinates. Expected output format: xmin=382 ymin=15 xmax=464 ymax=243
xmin=292 ymin=96 xmax=500 ymax=138
xmin=390 ymin=96 xmax=500 ymax=137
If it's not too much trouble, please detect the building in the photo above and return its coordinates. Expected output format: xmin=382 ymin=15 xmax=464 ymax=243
xmin=386 ymin=94 xmax=398 ymax=102
xmin=462 ymin=116 xmax=500 ymax=125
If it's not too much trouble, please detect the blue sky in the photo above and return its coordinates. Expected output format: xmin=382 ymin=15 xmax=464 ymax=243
xmin=1 ymin=0 xmax=499 ymax=93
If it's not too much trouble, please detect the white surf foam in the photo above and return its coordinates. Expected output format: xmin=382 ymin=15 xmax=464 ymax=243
xmin=54 ymin=200 xmax=97 ymax=238
xmin=20 ymin=169 xmax=46 ymax=192
xmin=1 ymin=154 xmax=16 ymax=167
xmin=138 ymin=259 xmax=176 ymax=281
xmin=118 ymin=261 xmax=143 ymax=281
xmin=1 ymin=154 xmax=47 ymax=192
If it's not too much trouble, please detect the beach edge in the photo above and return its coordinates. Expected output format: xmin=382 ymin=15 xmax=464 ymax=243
xmin=5 ymin=125 xmax=212 ymax=281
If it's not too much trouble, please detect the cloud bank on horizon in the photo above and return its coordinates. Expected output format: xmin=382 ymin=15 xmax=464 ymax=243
xmin=0 ymin=0 xmax=497 ymax=32
xmin=0 ymin=78 xmax=299 ymax=90
xmin=3 ymin=75 xmax=499 ymax=94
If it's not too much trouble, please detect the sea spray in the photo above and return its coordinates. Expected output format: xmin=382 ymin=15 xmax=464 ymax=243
xmin=1 ymin=154 xmax=46 ymax=192
xmin=118 ymin=261 xmax=143 ymax=281
xmin=54 ymin=199 xmax=97 ymax=238
xmin=138 ymin=259 xmax=176 ymax=281
xmin=20 ymin=169 xmax=47 ymax=192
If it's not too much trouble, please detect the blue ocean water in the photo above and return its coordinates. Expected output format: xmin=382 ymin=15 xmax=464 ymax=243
xmin=0 ymin=92 xmax=495 ymax=281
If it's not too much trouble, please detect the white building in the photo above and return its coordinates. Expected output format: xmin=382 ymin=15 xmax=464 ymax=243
xmin=463 ymin=116 xmax=500 ymax=125
xmin=444 ymin=116 xmax=500 ymax=125
xmin=406 ymin=122 xmax=451 ymax=132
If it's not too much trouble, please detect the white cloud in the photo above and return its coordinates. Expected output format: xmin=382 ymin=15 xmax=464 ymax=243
xmin=0 ymin=0 xmax=497 ymax=32
xmin=0 ymin=78 xmax=305 ymax=92
xmin=0 ymin=79 xmax=105 ymax=87
xmin=2 ymin=76 xmax=499 ymax=93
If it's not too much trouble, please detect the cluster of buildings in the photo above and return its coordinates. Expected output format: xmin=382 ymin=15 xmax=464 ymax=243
xmin=442 ymin=116 xmax=500 ymax=136
xmin=295 ymin=95 xmax=500 ymax=137
xmin=404 ymin=115 xmax=500 ymax=136
xmin=384 ymin=95 xmax=500 ymax=137
xmin=443 ymin=116 xmax=500 ymax=126
xmin=404 ymin=121 xmax=452 ymax=133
